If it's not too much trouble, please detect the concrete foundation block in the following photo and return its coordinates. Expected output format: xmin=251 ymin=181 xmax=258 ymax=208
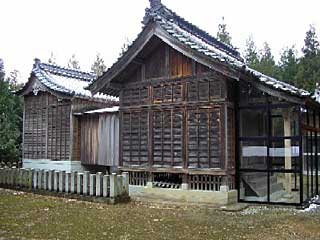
xmin=103 ymin=175 xmax=109 ymax=197
xmin=96 ymin=172 xmax=102 ymax=197
xmin=181 ymin=183 xmax=189 ymax=190
xmin=220 ymin=185 xmax=229 ymax=192
xmin=146 ymin=182 xmax=153 ymax=188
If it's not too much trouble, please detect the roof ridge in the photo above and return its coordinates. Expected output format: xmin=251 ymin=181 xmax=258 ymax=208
xmin=34 ymin=58 xmax=96 ymax=82
xmin=144 ymin=4 xmax=243 ymax=62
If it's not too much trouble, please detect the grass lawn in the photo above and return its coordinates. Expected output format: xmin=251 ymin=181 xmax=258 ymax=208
xmin=0 ymin=189 xmax=319 ymax=240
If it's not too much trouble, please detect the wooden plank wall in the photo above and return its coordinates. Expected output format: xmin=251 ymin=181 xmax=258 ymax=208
xmin=80 ymin=113 xmax=119 ymax=166
xmin=23 ymin=92 xmax=71 ymax=160
xmin=120 ymin=43 xmax=233 ymax=173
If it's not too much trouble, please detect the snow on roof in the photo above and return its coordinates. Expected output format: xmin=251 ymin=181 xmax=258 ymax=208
xmin=84 ymin=106 xmax=119 ymax=114
xmin=144 ymin=4 xmax=313 ymax=100
xmin=33 ymin=59 xmax=119 ymax=102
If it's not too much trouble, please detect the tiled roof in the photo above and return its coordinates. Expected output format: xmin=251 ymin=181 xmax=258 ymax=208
xmin=32 ymin=59 xmax=118 ymax=102
xmin=142 ymin=3 xmax=313 ymax=100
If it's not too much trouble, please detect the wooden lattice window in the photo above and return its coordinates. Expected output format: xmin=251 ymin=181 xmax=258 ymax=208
xmin=187 ymin=107 xmax=222 ymax=169
xmin=122 ymin=111 xmax=148 ymax=166
xmin=153 ymin=109 xmax=184 ymax=167
xmin=187 ymin=78 xmax=224 ymax=102
xmin=122 ymin=87 xmax=149 ymax=107
xmin=152 ymin=83 xmax=183 ymax=104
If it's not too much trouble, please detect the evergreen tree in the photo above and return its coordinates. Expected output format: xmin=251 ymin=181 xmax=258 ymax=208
xmin=0 ymin=59 xmax=5 ymax=81
xmin=119 ymin=38 xmax=132 ymax=57
xmin=254 ymin=42 xmax=279 ymax=78
xmin=67 ymin=54 xmax=81 ymax=70
xmin=0 ymin=59 xmax=23 ymax=162
xmin=91 ymin=53 xmax=106 ymax=77
xmin=302 ymin=24 xmax=319 ymax=57
xmin=217 ymin=17 xmax=232 ymax=46
xmin=244 ymin=36 xmax=259 ymax=68
xmin=295 ymin=25 xmax=320 ymax=91
xmin=48 ymin=52 xmax=57 ymax=65
xmin=278 ymin=46 xmax=298 ymax=84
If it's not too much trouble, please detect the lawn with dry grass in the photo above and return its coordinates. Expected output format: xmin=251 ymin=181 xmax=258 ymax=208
xmin=0 ymin=188 xmax=319 ymax=240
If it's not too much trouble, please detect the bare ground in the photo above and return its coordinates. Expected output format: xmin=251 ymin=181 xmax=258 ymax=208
xmin=0 ymin=188 xmax=319 ymax=240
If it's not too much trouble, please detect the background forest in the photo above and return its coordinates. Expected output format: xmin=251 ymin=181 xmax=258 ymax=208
xmin=1 ymin=21 xmax=320 ymax=163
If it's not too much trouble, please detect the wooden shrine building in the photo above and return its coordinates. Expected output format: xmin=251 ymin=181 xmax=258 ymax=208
xmin=18 ymin=59 xmax=118 ymax=172
xmin=89 ymin=0 xmax=320 ymax=205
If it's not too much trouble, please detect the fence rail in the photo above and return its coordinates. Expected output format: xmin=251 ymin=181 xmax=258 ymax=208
xmin=0 ymin=168 xmax=129 ymax=202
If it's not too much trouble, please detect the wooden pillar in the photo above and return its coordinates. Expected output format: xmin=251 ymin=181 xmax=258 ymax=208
xmin=284 ymin=109 xmax=292 ymax=193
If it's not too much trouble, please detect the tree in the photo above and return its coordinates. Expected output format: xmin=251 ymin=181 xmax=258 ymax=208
xmin=67 ymin=54 xmax=81 ymax=70
xmin=0 ymin=59 xmax=5 ymax=81
xmin=91 ymin=53 xmax=106 ymax=77
xmin=295 ymin=25 xmax=320 ymax=91
xmin=252 ymin=42 xmax=279 ymax=78
xmin=244 ymin=36 xmax=259 ymax=68
xmin=0 ymin=59 xmax=23 ymax=163
xmin=216 ymin=17 xmax=232 ymax=46
xmin=278 ymin=46 xmax=298 ymax=84
xmin=302 ymin=24 xmax=319 ymax=58
xmin=48 ymin=52 xmax=57 ymax=65
xmin=119 ymin=38 xmax=132 ymax=57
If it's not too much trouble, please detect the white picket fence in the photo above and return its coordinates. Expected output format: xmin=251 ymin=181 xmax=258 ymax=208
xmin=0 ymin=168 xmax=129 ymax=200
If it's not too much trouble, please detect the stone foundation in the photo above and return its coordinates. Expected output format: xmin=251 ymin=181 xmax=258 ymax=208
xmin=129 ymin=183 xmax=237 ymax=206
xmin=22 ymin=159 xmax=86 ymax=172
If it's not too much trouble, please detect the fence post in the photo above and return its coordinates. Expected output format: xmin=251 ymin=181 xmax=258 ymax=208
xmin=117 ymin=175 xmax=123 ymax=195
xmin=48 ymin=170 xmax=54 ymax=191
xmin=33 ymin=170 xmax=39 ymax=189
xmin=96 ymin=172 xmax=102 ymax=197
xmin=59 ymin=171 xmax=65 ymax=193
xmin=18 ymin=169 xmax=23 ymax=187
xmin=43 ymin=170 xmax=48 ymax=190
xmin=11 ymin=168 xmax=17 ymax=186
xmin=110 ymin=173 xmax=117 ymax=198
xmin=0 ymin=168 xmax=4 ymax=185
xmin=122 ymin=172 xmax=129 ymax=194
xmin=83 ymin=171 xmax=89 ymax=195
xmin=38 ymin=170 xmax=43 ymax=189
xmin=103 ymin=175 xmax=109 ymax=197
xmin=71 ymin=172 xmax=77 ymax=194
xmin=65 ymin=172 xmax=71 ymax=193
xmin=54 ymin=171 xmax=59 ymax=192
xmin=28 ymin=169 xmax=34 ymax=189
xmin=77 ymin=173 xmax=83 ymax=195
xmin=89 ymin=174 xmax=96 ymax=196
xmin=0 ymin=168 xmax=3 ymax=185
xmin=9 ymin=168 xmax=14 ymax=186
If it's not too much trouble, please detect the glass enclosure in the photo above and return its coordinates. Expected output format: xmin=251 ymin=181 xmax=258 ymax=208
xmin=238 ymin=82 xmax=319 ymax=205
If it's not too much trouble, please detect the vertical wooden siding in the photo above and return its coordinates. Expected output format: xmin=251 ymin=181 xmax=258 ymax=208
xmin=23 ymin=92 xmax=71 ymax=160
xmin=120 ymin=44 xmax=232 ymax=171
xmin=80 ymin=113 xmax=119 ymax=166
